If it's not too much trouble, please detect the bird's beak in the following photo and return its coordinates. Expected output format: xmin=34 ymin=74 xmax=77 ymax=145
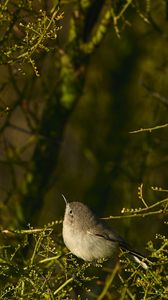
xmin=62 ymin=194 xmax=68 ymax=205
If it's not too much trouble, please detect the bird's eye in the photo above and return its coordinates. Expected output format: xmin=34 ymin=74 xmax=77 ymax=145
xmin=69 ymin=209 xmax=73 ymax=215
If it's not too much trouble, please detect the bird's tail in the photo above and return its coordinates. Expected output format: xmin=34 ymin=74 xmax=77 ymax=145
xmin=119 ymin=239 xmax=149 ymax=270
xmin=126 ymin=248 xmax=149 ymax=270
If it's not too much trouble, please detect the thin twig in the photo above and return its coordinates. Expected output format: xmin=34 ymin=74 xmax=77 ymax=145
xmin=53 ymin=277 xmax=73 ymax=295
xmin=97 ymin=263 xmax=120 ymax=300
xmin=129 ymin=123 xmax=168 ymax=134
xmin=102 ymin=209 xmax=166 ymax=220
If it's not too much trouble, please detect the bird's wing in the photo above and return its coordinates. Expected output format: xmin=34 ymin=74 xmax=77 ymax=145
xmin=87 ymin=220 xmax=120 ymax=243
xmin=87 ymin=221 xmax=149 ymax=269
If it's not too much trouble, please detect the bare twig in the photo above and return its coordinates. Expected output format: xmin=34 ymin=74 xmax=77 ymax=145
xmin=129 ymin=123 xmax=168 ymax=134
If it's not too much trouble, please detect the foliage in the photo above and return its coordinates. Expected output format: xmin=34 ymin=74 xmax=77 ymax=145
xmin=0 ymin=0 xmax=63 ymax=75
xmin=0 ymin=195 xmax=168 ymax=299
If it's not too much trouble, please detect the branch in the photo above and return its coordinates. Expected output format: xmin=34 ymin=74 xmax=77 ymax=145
xmin=129 ymin=123 xmax=168 ymax=134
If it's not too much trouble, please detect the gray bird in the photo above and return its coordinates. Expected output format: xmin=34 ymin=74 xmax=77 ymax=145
xmin=62 ymin=195 xmax=148 ymax=269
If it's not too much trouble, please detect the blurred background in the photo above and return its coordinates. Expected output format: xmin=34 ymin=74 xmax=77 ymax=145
xmin=0 ymin=0 xmax=168 ymax=254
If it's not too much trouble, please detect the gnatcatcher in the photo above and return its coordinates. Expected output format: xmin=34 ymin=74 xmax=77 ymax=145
xmin=62 ymin=195 xmax=148 ymax=269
